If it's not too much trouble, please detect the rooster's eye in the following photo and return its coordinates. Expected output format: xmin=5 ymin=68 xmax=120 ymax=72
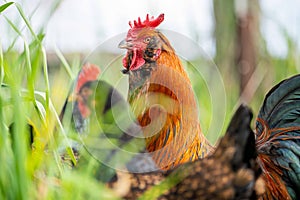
xmin=144 ymin=37 xmax=151 ymax=44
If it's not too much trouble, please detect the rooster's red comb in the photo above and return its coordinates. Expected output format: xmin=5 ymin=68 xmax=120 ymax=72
xmin=76 ymin=63 xmax=101 ymax=93
xmin=129 ymin=13 xmax=164 ymax=29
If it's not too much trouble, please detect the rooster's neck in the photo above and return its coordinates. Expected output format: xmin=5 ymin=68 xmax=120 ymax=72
xmin=156 ymin=51 xmax=190 ymax=83
xmin=128 ymin=50 xmax=213 ymax=170
xmin=127 ymin=62 xmax=156 ymax=103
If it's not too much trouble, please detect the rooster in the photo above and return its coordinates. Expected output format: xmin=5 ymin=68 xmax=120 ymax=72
xmin=118 ymin=14 xmax=300 ymax=199
xmin=119 ymin=13 xmax=213 ymax=170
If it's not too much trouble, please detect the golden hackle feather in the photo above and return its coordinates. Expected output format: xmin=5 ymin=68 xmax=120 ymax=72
xmin=131 ymin=45 xmax=213 ymax=170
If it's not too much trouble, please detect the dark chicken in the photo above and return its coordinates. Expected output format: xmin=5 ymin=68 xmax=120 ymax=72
xmin=119 ymin=105 xmax=264 ymax=200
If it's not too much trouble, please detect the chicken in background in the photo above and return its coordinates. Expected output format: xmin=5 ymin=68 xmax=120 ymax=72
xmin=59 ymin=63 xmax=101 ymax=135
xmin=60 ymin=63 xmax=158 ymax=180
xmin=118 ymin=14 xmax=300 ymax=199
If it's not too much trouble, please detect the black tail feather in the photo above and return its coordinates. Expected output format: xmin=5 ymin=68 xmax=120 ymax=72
xmin=256 ymin=74 xmax=300 ymax=199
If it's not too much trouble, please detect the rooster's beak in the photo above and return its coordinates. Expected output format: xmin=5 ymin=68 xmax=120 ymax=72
xmin=118 ymin=40 xmax=133 ymax=49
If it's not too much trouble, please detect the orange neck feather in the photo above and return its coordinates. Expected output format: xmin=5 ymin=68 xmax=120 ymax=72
xmin=132 ymin=50 xmax=212 ymax=169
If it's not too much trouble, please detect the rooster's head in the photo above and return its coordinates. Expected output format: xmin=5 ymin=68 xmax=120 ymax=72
xmin=119 ymin=14 xmax=173 ymax=73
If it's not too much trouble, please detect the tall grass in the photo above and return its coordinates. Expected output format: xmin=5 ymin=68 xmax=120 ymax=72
xmin=0 ymin=2 xmax=119 ymax=199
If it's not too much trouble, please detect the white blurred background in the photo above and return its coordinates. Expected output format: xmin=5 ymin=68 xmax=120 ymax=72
xmin=1 ymin=0 xmax=299 ymax=58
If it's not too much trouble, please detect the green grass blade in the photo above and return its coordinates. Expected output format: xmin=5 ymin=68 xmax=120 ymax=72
xmin=4 ymin=16 xmax=22 ymax=36
xmin=23 ymin=40 xmax=32 ymax=75
xmin=15 ymin=3 xmax=39 ymax=41
xmin=0 ymin=2 xmax=14 ymax=13
xmin=9 ymin=83 xmax=29 ymax=200
xmin=6 ymin=1 xmax=44 ymax=52
xmin=41 ymin=46 xmax=50 ymax=113
xmin=0 ymin=39 xmax=4 ymax=85
xmin=49 ymin=100 xmax=77 ymax=166
xmin=54 ymin=46 xmax=75 ymax=79
xmin=6 ymin=14 xmax=47 ymax=126
xmin=31 ymin=89 xmax=77 ymax=167
xmin=138 ymin=172 xmax=183 ymax=200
